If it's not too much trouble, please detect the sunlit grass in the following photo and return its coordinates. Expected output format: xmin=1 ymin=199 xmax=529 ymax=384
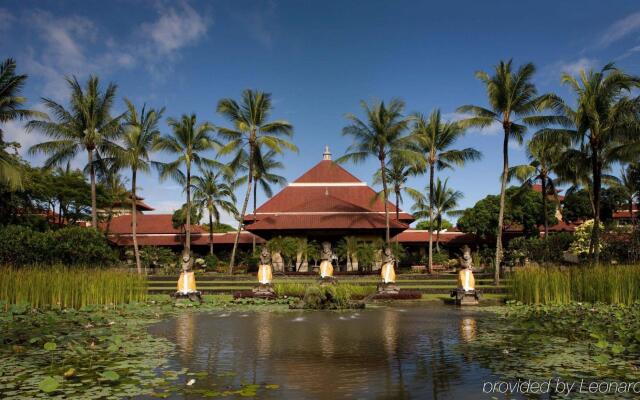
xmin=0 ymin=265 xmax=147 ymax=310
xmin=510 ymin=264 xmax=640 ymax=305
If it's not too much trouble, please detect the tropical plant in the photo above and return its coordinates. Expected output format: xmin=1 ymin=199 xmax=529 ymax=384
xmin=543 ymin=63 xmax=640 ymax=263
xmin=0 ymin=58 xmax=45 ymax=189
xmin=338 ymin=99 xmax=416 ymax=243
xmin=191 ymin=168 xmax=238 ymax=255
xmin=508 ymin=128 xmax=570 ymax=236
xmin=411 ymin=109 xmax=480 ymax=269
xmin=154 ymin=114 xmax=218 ymax=253
xmin=457 ymin=60 xmax=562 ymax=283
xmin=265 ymin=236 xmax=298 ymax=270
xmin=27 ymin=76 xmax=123 ymax=228
xmin=217 ymin=89 xmax=296 ymax=272
xmin=336 ymin=236 xmax=360 ymax=271
xmin=372 ymin=155 xmax=415 ymax=223
xmin=614 ymin=165 xmax=639 ymax=226
xmin=106 ymin=100 xmax=163 ymax=273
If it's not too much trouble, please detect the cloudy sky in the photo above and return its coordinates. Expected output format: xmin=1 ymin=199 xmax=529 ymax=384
xmin=2 ymin=0 xmax=640 ymax=225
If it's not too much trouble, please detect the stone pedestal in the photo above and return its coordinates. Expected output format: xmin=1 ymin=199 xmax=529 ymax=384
xmin=317 ymin=276 xmax=338 ymax=286
xmin=451 ymin=288 xmax=480 ymax=306
xmin=172 ymin=291 xmax=202 ymax=304
xmin=377 ymin=282 xmax=400 ymax=295
xmin=252 ymin=283 xmax=276 ymax=299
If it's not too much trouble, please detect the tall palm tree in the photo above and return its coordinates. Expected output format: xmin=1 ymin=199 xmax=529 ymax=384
xmin=154 ymin=114 xmax=219 ymax=254
xmin=457 ymin=60 xmax=561 ymax=283
xmin=408 ymin=178 xmax=463 ymax=252
xmin=192 ymin=168 xmax=238 ymax=256
xmin=0 ymin=58 xmax=46 ymax=189
xmin=543 ymin=63 xmax=640 ymax=263
xmin=27 ymin=75 xmax=123 ymax=228
xmin=107 ymin=100 xmax=164 ymax=273
xmin=216 ymin=89 xmax=296 ymax=272
xmin=102 ymin=166 xmax=129 ymax=235
xmin=508 ymin=129 xmax=570 ymax=236
xmin=412 ymin=109 xmax=481 ymax=271
xmin=338 ymin=99 xmax=416 ymax=244
xmin=373 ymin=156 xmax=415 ymax=223
xmin=617 ymin=166 xmax=639 ymax=226
xmin=251 ymin=148 xmax=286 ymax=253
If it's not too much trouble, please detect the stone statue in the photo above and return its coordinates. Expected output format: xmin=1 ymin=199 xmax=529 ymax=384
xmin=380 ymin=247 xmax=396 ymax=284
xmin=319 ymin=242 xmax=334 ymax=278
xmin=175 ymin=251 xmax=201 ymax=302
xmin=451 ymin=245 xmax=479 ymax=305
xmin=257 ymin=247 xmax=273 ymax=285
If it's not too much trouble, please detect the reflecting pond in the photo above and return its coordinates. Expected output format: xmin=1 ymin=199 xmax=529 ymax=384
xmin=144 ymin=304 xmax=507 ymax=399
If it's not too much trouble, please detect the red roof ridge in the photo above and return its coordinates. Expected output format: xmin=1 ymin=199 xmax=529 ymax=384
xmin=293 ymin=160 xmax=363 ymax=184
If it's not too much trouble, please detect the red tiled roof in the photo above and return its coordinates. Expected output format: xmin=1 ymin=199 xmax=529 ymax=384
xmin=293 ymin=160 xmax=361 ymax=183
xmin=247 ymin=214 xmax=409 ymax=231
xmin=102 ymin=214 xmax=205 ymax=235
xmin=108 ymin=231 xmax=263 ymax=246
xmin=613 ymin=205 xmax=638 ymax=219
xmin=394 ymin=230 xmax=477 ymax=244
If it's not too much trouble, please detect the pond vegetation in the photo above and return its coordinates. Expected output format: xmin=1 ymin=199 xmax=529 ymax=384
xmin=509 ymin=264 xmax=640 ymax=305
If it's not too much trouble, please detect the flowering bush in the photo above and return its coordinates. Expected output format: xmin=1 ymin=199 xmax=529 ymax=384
xmin=569 ymin=219 xmax=604 ymax=257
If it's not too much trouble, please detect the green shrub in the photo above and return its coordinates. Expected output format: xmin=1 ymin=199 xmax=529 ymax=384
xmin=203 ymin=254 xmax=219 ymax=271
xmin=432 ymin=251 xmax=449 ymax=265
xmin=507 ymin=233 xmax=574 ymax=265
xmin=140 ymin=246 xmax=176 ymax=270
xmin=0 ymin=225 xmax=117 ymax=266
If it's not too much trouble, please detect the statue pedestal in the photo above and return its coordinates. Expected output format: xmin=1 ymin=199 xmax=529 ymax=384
xmin=252 ymin=283 xmax=276 ymax=299
xmin=377 ymin=282 xmax=400 ymax=295
xmin=451 ymin=288 xmax=481 ymax=306
xmin=172 ymin=291 xmax=202 ymax=304
xmin=317 ymin=276 xmax=337 ymax=286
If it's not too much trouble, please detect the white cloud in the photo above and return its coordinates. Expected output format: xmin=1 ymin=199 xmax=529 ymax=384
xmin=598 ymin=12 xmax=640 ymax=47
xmin=140 ymin=2 xmax=208 ymax=54
xmin=554 ymin=57 xmax=598 ymax=76
xmin=2 ymin=120 xmax=33 ymax=155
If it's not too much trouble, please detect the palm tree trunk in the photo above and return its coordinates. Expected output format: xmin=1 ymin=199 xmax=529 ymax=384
xmin=495 ymin=128 xmax=509 ymax=286
xmin=209 ymin=204 xmax=214 ymax=256
xmin=428 ymin=163 xmax=434 ymax=273
xmin=436 ymin=216 xmax=441 ymax=252
xmin=630 ymin=197 xmax=636 ymax=226
xmin=185 ymin=165 xmax=191 ymax=254
xmin=591 ymin=154 xmax=601 ymax=265
xmin=253 ymin=180 xmax=257 ymax=254
xmin=395 ymin=189 xmax=400 ymax=244
xmin=88 ymin=150 xmax=98 ymax=228
xmin=230 ymin=145 xmax=254 ymax=273
xmin=380 ymin=157 xmax=390 ymax=244
xmin=131 ymin=169 xmax=142 ymax=274
xmin=542 ymin=176 xmax=548 ymax=237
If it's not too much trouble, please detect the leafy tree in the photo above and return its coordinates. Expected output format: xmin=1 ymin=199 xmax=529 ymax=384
xmin=545 ymin=63 xmax=640 ymax=263
xmin=457 ymin=60 xmax=562 ymax=283
xmin=155 ymin=114 xmax=218 ymax=254
xmin=171 ymin=203 xmax=201 ymax=232
xmin=416 ymin=218 xmax=453 ymax=231
xmin=192 ymin=168 xmax=238 ymax=256
xmin=338 ymin=99 xmax=416 ymax=244
xmin=411 ymin=109 xmax=480 ymax=268
xmin=217 ymin=89 xmax=296 ymax=272
xmin=109 ymin=100 xmax=163 ymax=273
xmin=562 ymin=189 xmax=592 ymax=223
xmin=0 ymin=58 xmax=45 ymax=189
xmin=28 ymin=75 xmax=123 ymax=228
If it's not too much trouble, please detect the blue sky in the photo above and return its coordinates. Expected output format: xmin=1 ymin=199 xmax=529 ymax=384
xmin=2 ymin=0 xmax=640 ymax=225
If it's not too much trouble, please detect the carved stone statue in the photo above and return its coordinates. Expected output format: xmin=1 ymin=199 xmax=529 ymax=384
xmin=319 ymin=242 xmax=334 ymax=278
xmin=257 ymin=247 xmax=273 ymax=285
xmin=451 ymin=245 xmax=480 ymax=305
xmin=380 ymin=247 xmax=396 ymax=284
xmin=175 ymin=251 xmax=201 ymax=303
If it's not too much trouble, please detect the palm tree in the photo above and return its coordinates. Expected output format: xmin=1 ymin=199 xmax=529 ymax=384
xmin=408 ymin=178 xmax=463 ymax=252
xmin=457 ymin=60 xmax=561 ymax=283
xmin=508 ymin=129 xmax=570 ymax=236
xmin=216 ymin=89 xmax=296 ymax=273
xmin=107 ymin=100 xmax=163 ymax=273
xmin=373 ymin=156 xmax=415 ymax=224
xmin=411 ymin=109 xmax=481 ymax=271
xmin=192 ymin=168 xmax=238 ymax=256
xmin=102 ymin=167 xmax=129 ymax=235
xmin=0 ymin=58 xmax=46 ymax=189
xmin=27 ymin=75 xmax=123 ymax=228
xmin=543 ymin=63 xmax=640 ymax=263
xmin=252 ymin=148 xmax=286 ymax=253
xmin=338 ymin=99 xmax=417 ymax=244
xmin=154 ymin=114 xmax=219 ymax=254
xmin=617 ymin=166 xmax=639 ymax=226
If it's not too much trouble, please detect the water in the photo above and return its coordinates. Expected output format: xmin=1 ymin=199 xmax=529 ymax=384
xmin=146 ymin=304 xmax=505 ymax=399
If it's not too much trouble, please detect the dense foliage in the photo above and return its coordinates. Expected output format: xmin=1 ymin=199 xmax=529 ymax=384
xmin=505 ymin=232 xmax=574 ymax=265
xmin=0 ymin=225 xmax=118 ymax=266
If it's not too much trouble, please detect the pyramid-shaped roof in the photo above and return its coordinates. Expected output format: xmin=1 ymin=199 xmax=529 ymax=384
xmin=244 ymin=148 xmax=414 ymax=233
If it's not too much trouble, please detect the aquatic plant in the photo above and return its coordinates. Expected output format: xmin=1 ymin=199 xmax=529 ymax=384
xmin=0 ymin=266 xmax=147 ymax=310
xmin=509 ymin=264 xmax=640 ymax=305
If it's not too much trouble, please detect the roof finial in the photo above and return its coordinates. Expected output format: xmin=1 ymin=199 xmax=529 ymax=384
xmin=323 ymin=145 xmax=332 ymax=160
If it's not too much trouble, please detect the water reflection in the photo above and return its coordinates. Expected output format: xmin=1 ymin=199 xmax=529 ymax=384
xmin=147 ymin=305 xmax=496 ymax=399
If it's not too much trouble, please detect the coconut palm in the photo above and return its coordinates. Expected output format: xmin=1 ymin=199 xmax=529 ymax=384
xmin=542 ymin=63 xmax=640 ymax=263
xmin=102 ymin=167 xmax=129 ymax=235
xmin=106 ymin=100 xmax=164 ymax=273
xmin=27 ymin=75 xmax=123 ymax=228
xmin=216 ymin=89 xmax=296 ymax=272
xmin=411 ymin=109 xmax=481 ymax=271
xmin=373 ymin=156 xmax=415 ymax=223
xmin=0 ymin=58 xmax=46 ymax=189
xmin=192 ymin=168 xmax=238 ymax=256
xmin=617 ymin=166 xmax=639 ymax=226
xmin=457 ymin=60 xmax=562 ymax=283
xmin=338 ymin=99 xmax=417 ymax=244
xmin=508 ymin=129 xmax=570 ymax=236
xmin=154 ymin=114 xmax=219 ymax=253
xmin=408 ymin=178 xmax=463 ymax=252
